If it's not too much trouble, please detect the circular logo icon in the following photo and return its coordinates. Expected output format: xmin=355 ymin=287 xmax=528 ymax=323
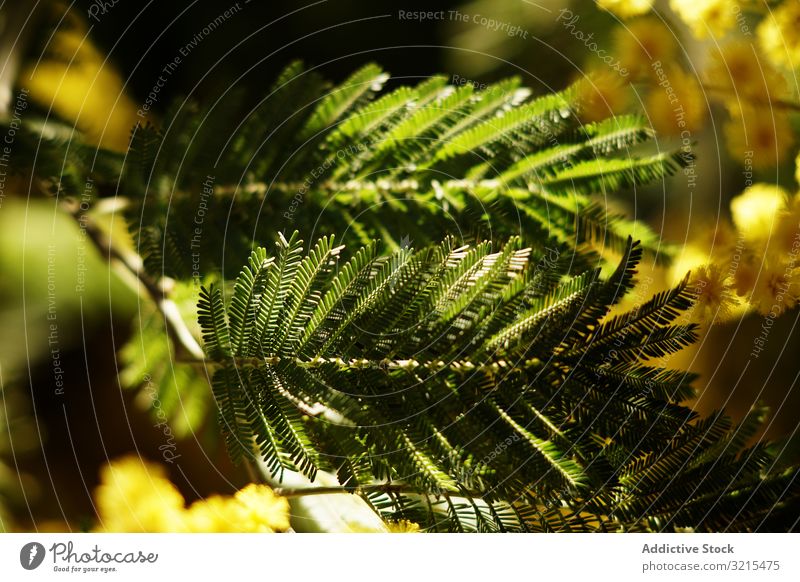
xmin=20 ymin=542 xmax=46 ymax=570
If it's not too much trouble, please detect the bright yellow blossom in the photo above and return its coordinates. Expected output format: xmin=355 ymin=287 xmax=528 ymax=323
xmin=646 ymin=66 xmax=705 ymax=135
xmin=670 ymin=0 xmax=735 ymax=39
xmin=730 ymin=184 xmax=789 ymax=242
xmin=597 ymin=0 xmax=655 ymax=19
xmin=672 ymin=220 xmax=751 ymax=320
xmin=731 ymin=251 xmax=800 ymax=316
xmin=576 ymin=70 xmax=631 ymax=123
xmin=94 ymin=456 xmax=290 ymax=533
xmin=689 ymin=264 xmax=739 ymax=323
xmin=758 ymin=1 xmax=800 ymax=70
xmin=670 ymin=247 xmax=712 ymax=287
xmin=612 ymin=19 xmax=677 ymax=81
xmin=183 ymin=495 xmax=241 ymax=533
xmin=671 ymin=219 xmax=743 ymax=284
xmin=768 ymin=195 xmax=800 ymax=257
xmin=94 ymin=456 xmax=187 ymax=532
xmin=691 ymin=217 xmax=741 ymax=262
xmin=387 ymin=519 xmax=421 ymax=533
xmin=232 ymin=484 xmax=291 ymax=532
xmin=749 ymin=259 xmax=800 ymax=316
xmin=184 ymin=486 xmax=289 ymax=533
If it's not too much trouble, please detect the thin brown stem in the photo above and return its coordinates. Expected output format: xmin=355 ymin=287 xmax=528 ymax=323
xmin=62 ymin=199 xmax=267 ymax=482
xmin=62 ymin=199 xmax=205 ymax=360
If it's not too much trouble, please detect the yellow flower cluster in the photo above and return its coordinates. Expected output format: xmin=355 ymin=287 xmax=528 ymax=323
xmin=94 ymin=457 xmax=186 ymax=532
xmin=606 ymin=18 xmax=704 ymax=136
xmin=602 ymin=13 xmax=794 ymax=169
xmin=676 ymin=178 xmax=800 ymax=322
xmin=597 ymin=0 xmax=655 ymax=19
xmin=702 ymin=40 xmax=794 ymax=170
xmin=386 ymin=519 xmax=421 ymax=533
xmin=612 ymin=18 xmax=677 ymax=81
xmin=758 ymin=1 xmax=800 ymax=70
xmin=705 ymin=41 xmax=789 ymax=103
xmin=670 ymin=0 xmax=735 ymax=39
xmin=183 ymin=484 xmax=291 ymax=532
xmin=689 ymin=264 xmax=739 ymax=323
xmin=646 ymin=65 xmax=706 ymax=136
xmin=587 ymin=0 xmax=800 ymax=173
xmin=575 ymin=70 xmax=631 ymax=123
xmin=584 ymin=1 xmax=800 ymax=322
xmin=730 ymin=183 xmax=788 ymax=242
xmin=93 ymin=456 xmax=290 ymax=533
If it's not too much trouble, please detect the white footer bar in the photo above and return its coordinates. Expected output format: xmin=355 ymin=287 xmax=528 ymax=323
xmin=1 ymin=533 xmax=796 ymax=580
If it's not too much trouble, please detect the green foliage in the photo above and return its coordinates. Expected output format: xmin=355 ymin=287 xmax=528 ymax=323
xmin=0 ymin=118 xmax=123 ymax=199
xmin=11 ymin=60 xmax=796 ymax=533
xmin=199 ymin=232 xmax=800 ymax=532
xmin=119 ymin=282 xmax=211 ymax=438
xmin=88 ymin=62 xmax=685 ymax=277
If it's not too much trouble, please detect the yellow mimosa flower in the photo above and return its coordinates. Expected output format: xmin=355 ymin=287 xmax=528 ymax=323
xmin=576 ymin=70 xmax=631 ymax=123
xmin=612 ymin=18 xmax=677 ymax=81
xmin=758 ymin=1 xmax=800 ymax=70
xmin=598 ymin=0 xmax=655 ymax=19
xmin=646 ymin=66 xmax=705 ymax=135
xmin=730 ymin=184 xmax=789 ymax=242
xmin=671 ymin=0 xmax=735 ymax=39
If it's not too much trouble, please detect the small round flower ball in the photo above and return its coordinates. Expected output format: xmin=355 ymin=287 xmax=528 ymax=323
xmin=184 ymin=484 xmax=290 ymax=533
xmin=730 ymin=183 xmax=789 ymax=243
xmin=612 ymin=18 xmax=678 ymax=81
xmin=646 ymin=66 xmax=705 ymax=135
xmin=671 ymin=0 xmax=736 ymax=39
xmin=689 ymin=263 xmax=739 ymax=323
xmin=670 ymin=246 xmax=712 ymax=287
xmin=758 ymin=1 xmax=800 ymax=70
xmin=749 ymin=259 xmax=800 ymax=316
xmin=233 ymin=484 xmax=291 ymax=532
xmin=598 ymin=0 xmax=655 ymax=19
xmin=93 ymin=456 xmax=187 ymax=533
xmin=575 ymin=69 xmax=632 ymax=123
